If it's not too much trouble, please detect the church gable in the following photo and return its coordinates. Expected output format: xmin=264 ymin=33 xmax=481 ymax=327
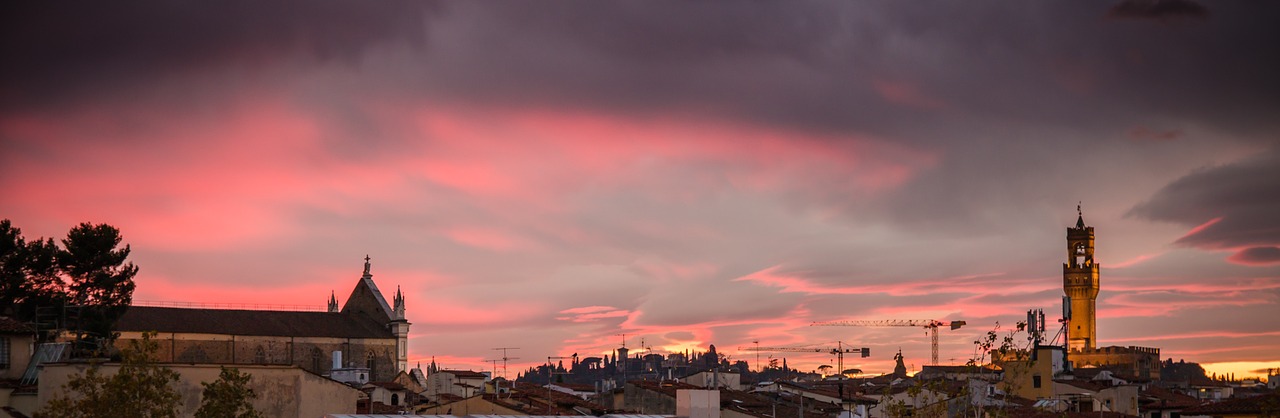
xmin=342 ymin=256 xmax=395 ymax=323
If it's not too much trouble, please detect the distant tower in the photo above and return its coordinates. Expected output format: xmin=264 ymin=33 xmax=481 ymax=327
xmin=391 ymin=285 xmax=411 ymax=373
xmin=1064 ymin=204 xmax=1100 ymax=351
xmin=327 ymin=291 xmax=340 ymax=313
xmin=893 ymin=349 xmax=907 ymax=377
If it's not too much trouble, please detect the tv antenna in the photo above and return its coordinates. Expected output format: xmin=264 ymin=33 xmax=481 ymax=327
xmin=491 ymin=347 xmax=520 ymax=380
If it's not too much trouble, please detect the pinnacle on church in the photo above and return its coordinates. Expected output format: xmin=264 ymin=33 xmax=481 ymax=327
xmin=392 ymin=285 xmax=406 ymax=320
xmin=363 ymin=254 xmax=372 ymax=277
xmin=327 ymin=290 xmax=340 ymax=312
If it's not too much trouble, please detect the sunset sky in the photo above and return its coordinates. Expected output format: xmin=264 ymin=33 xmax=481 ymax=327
xmin=3 ymin=1 xmax=1279 ymax=379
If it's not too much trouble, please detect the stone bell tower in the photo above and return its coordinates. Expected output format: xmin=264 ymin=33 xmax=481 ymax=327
xmin=1064 ymin=204 xmax=1099 ymax=351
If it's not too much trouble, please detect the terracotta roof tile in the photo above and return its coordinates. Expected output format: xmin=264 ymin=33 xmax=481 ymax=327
xmin=115 ymin=306 xmax=393 ymax=338
xmin=0 ymin=316 xmax=34 ymax=334
xmin=1184 ymin=391 xmax=1280 ymax=415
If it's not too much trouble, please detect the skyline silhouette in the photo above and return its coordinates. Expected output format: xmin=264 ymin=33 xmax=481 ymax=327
xmin=3 ymin=1 xmax=1279 ymax=380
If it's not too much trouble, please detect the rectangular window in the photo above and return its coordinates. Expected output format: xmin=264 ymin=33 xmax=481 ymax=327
xmin=1032 ymin=375 xmax=1042 ymax=388
xmin=0 ymin=337 xmax=9 ymax=369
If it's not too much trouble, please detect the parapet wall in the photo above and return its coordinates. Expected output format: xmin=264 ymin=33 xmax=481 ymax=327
xmin=1070 ymin=346 xmax=1161 ymax=380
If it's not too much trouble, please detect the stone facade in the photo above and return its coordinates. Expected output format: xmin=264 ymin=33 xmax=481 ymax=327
xmin=115 ymin=331 xmax=400 ymax=381
xmin=114 ymin=258 xmax=410 ymax=382
xmin=1064 ymin=209 xmax=1100 ymax=351
xmin=1071 ymin=346 xmax=1162 ymax=380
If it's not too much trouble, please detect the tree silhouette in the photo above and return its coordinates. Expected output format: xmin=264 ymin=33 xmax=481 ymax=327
xmin=39 ymin=331 xmax=181 ymax=418
xmin=0 ymin=220 xmax=63 ymax=322
xmin=196 ymin=367 xmax=264 ymax=418
xmin=58 ymin=222 xmax=138 ymax=340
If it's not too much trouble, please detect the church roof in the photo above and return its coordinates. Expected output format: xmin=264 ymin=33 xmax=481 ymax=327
xmin=115 ymin=306 xmax=394 ymax=339
xmin=342 ymin=256 xmax=396 ymax=322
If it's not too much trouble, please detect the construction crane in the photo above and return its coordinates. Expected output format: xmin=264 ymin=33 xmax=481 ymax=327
xmin=738 ymin=342 xmax=869 ymax=377
xmin=811 ymin=319 xmax=966 ymax=366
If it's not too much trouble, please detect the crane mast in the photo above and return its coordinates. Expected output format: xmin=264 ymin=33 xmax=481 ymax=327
xmin=811 ymin=319 xmax=966 ymax=366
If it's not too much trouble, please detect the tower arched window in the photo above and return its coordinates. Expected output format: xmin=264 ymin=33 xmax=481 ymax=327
xmin=311 ymin=348 xmax=323 ymax=371
xmin=367 ymin=352 xmax=377 ymax=380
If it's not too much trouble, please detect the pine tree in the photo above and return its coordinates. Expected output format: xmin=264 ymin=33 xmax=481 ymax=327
xmin=58 ymin=222 xmax=138 ymax=340
xmin=0 ymin=220 xmax=64 ymax=324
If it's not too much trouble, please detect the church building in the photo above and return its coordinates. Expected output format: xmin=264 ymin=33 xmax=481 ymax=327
xmin=113 ymin=257 xmax=411 ymax=382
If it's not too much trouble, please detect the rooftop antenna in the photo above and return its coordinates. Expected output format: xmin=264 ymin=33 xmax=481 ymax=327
xmin=617 ymin=333 xmax=627 ymax=348
xmin=1027 ymin=308 xmax=1046 ymax=344
xmin=491 ymin=347 xmax=520 ymax=380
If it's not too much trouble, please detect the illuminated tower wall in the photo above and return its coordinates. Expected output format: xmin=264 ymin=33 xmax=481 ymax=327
xmin=1064 ymin=212 xmax=1099 ymax=351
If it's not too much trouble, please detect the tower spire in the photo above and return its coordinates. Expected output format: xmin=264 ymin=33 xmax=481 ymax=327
xmin=327 ymin=290 xmax=339 ymax=312
xmin=1076 ymin=201 xmax=1085 ymax=229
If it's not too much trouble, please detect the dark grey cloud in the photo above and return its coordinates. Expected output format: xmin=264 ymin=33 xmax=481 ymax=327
xmin=0 ymin=0 xmax=436 ymax=111
xmin=1128 ymin=148 xmax=1280 ymax=265
xmin=1227 ymin=246 xmax=1280 ymax=266
xmin=9 ymin=1 xmax=1279 ymax=140
xmin=1109 ymin=0 xmax=1210 ymax=21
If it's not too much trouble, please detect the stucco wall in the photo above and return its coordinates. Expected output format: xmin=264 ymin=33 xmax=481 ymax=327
xmin=38 ymin=362 xmax=358 ymax=417
xmin=417 ymin=395 xmax=524 ymax=415
xmin=1 ymin=334 xmax=36 ymax=380
xmin=114 ymin=332 xmax=399 ymax=381
xmin=624 ymin=382 xmax=677 ymax=415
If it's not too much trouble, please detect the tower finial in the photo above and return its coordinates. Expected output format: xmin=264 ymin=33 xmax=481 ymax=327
xmin=363 ymin=255 xmax=371 ymax=276
xmin=1075 ymin=202 xmax=1086 ymax=229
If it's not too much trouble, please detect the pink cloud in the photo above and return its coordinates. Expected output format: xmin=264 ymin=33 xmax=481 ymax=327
xmin=1099 ymin=289 xmax=1276 ymax=318
xmin=556 ymin=306 xmax=632 ymax=323
xmin=1107 ymin=277 xmax=1280 ymax=293
xmin=872 ymin=79 xmax=947 ymax=110
xmin=0 ymin=101 xmax=330 ymax=251
xmin=132 ymin=275 xmax=348 ymax=309
xmin=1106 ymin=330 xmax=1280 ymax=343
xmin=415 ymin=298 xmax=547 ymax=327
xmin=1175 ymin=216 xmax=1223 ymax=244
xmin=734 ymin=266 xmax=1044 ymax=297
xmin=1108 ymin=252 xmax=1164 ymax=269
xmin=444 ymin=227 xmax=539 ymax=252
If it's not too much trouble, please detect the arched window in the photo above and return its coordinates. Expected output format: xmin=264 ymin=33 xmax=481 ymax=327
xmin=311 ymin=348 xmax=323 ymax=371
xmin=391 ymin=394 xmax=399 ymax=406
xmin=366 ymin=352 xmax=377 ymax=380
xmin=254 ymin=346 xmax=266 ymax=364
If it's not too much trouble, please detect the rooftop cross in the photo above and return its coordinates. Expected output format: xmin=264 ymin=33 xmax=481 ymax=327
xmin=363 ymin=255 xmax=371 ymax=275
